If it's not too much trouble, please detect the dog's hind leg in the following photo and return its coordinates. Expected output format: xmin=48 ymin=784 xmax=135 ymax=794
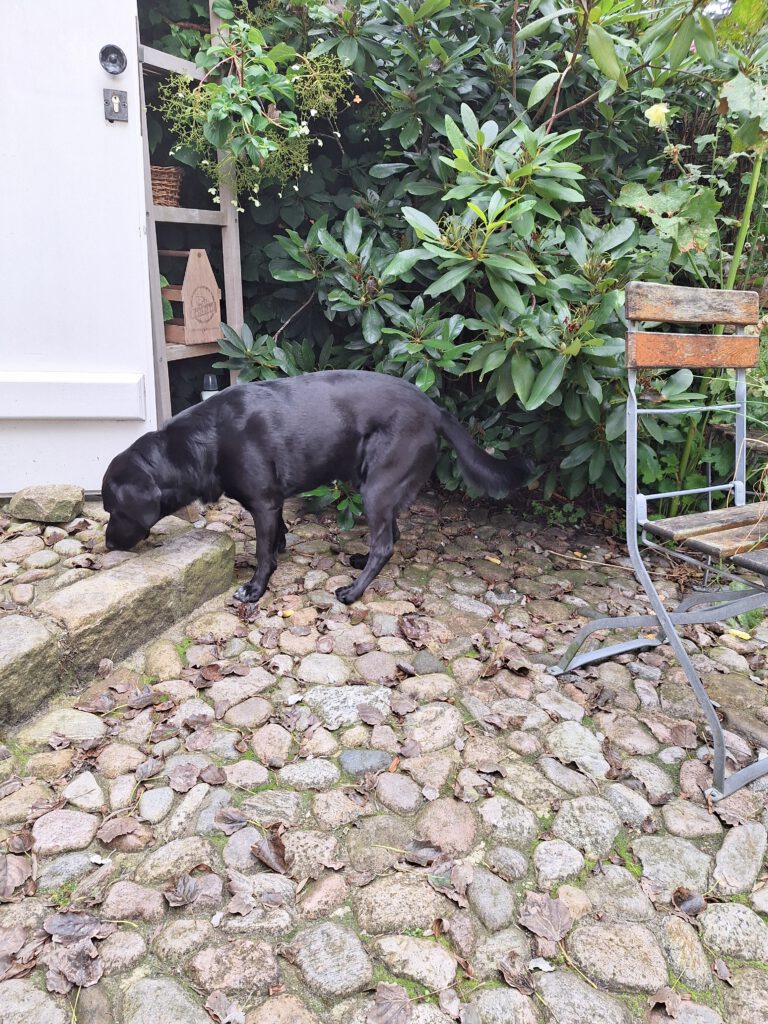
xmin=336 ymin=497 xmax=396 ymax=604
xmin=234 ymin=504 xmax=284 ymax=603
xmin=276 ymin=516 xmax=288 ymax=554
xmin=348 ymin=518 xmax=399 ymax=570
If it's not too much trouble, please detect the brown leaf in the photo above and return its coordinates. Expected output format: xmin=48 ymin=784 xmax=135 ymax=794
xmin=43 ymin=911 xmax=104 ymax=944
xmin=205 ymin=989 xmax=246 ymax=1024
xmin=498 ymin=950 xmax=534 ymax=996
xmin=672 ymin=887 xmax=705 ymax=917
xmin=47 ymin=733 xmax=71 ymax=750
xmin=135 ymin=755 xmax=165 ymax=782
xmin=95 ymin=816 xmax=140 ymax=845
xmin=164 ymin=874 xmax=199 ymax=908
xmin=0 ymin=855 xmax=32 ymax=902
xmin=186 ymin=726 xmax=215 ymax=751
xmin=713 ymin=958 xmax=733 ymax=985
xmin=168 ymin=763 xmax=201 ymax=793
xmin=201 ymin=764 xmax=227 ymax=785
xmin=648 ymin=986 xmax=682 ymax=1018
xmin=402 ymin=840 xmax=442 ymax=867
xmin=201 ymin=664 xmax=223 ymax=683
xmin=438 ymin=990 xmax=461 ymax=1020
xmin=399 ymin=739 xmax=421 ymax=759
xmin=50 ymin=938 xmax=103 ymax=987
xmin=357 ymin=703 xmax=386 ymax=726
xmin=368 ymin=981 xmax=413 ymax=1024
xmin=518 ymin=891 xmax=573 ymax=942
xmin=601 ymin=738 xmax=624 ymax=780
xmin=390 ymin=693 xmax=418 ymax=716
xmin=0 ymin=779 xmax=22 ymax=801
xmin=215 ymin=807 xmax=249 ymax=835
xmin=0 ymin=926 xmax=26 ymax=960
xmin=45 ymin=966 xmax=72 ymax=994
xmin=252 ymin=833 xmax=291 ymax=875
xmin=128 ymin=684 xmax=156 ymax=710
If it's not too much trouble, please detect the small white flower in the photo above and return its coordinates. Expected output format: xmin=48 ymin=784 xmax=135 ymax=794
xmin=293 ymin=185 xmax=299 ymax=191
xmin=317 ymin=139 xmax=323 ymax=147
xmin=303 ymin=163 xmax=309 ymax=171
xmin=310 ymin=108 xmax=318 ymax=117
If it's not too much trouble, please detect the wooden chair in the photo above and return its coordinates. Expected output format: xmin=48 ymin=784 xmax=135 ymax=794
xmin=554 ymin=282 xmax=765 ymax=800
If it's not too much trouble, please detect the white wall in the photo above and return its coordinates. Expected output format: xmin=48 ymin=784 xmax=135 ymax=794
xmin=0 ymin=0 xmax=156 ymax=493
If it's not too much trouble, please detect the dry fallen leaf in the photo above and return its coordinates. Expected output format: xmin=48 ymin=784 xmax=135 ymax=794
xmin=215 ymin=807 xmax=249 ymax=835
xmin=252 ymin=832 xmax=291 ymax=875
xmin=164 ymin=874 xmax=199 ymax=908
xmin=0 ymin=855 xmax=31 ymax=902
xmin=438 ymin=988 xmax=461 ymax=1020
xmin=205 ymin=989 xmax=246 ymax=1024
xmin=518 ymin=891 xmax=573 ymax=942
xmin=168 ymin=762 xmax=201 ymax=793
xmin=368 ymin=982 xmax=413 ymax=1024
xmin=498 ymin=950 xmax=534 ymax=995
xmin=648 ymin=986 xmax=682 ymax=1018
xmin=95 ymin=817 xmax=141 ymax=845
xmin=713 ymin=958 xmax=733 ymax=986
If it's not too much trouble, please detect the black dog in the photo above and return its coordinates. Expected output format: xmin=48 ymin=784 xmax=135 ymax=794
xmin=103 ymin=370 xmax=531 ymax=605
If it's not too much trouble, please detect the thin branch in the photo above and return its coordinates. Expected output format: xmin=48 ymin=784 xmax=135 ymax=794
xmin=273 ymin=293 xmax=316 ymax=344
xmin=541 ymin=5 xmax=591 ymax=134
xmin=511 ymin=0 xmax=519 ymax=102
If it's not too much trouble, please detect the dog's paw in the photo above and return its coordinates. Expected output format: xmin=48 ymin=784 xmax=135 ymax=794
xmin=234 ymin=583 xmax=260 ymax=603
xmin=335 ymin=585 xmax=359 ymax=605
xmin=348 ymin=553 xmax=368 ymax=570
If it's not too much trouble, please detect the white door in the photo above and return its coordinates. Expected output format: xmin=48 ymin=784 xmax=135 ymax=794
xmin=0 ymin=0 xmax=156 ymax=493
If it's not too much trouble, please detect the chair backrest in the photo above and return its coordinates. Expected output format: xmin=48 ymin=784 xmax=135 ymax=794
xmin=624 ymin=282 xmax=760 ymax=526
xmin=625 ymin=282 xmax=760 ymax=368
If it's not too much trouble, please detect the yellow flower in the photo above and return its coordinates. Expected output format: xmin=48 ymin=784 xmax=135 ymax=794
xmin=644 ymin=103 xmax=670 ymax=129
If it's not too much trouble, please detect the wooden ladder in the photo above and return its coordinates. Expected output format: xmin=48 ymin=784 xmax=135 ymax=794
xmin=137 ymin=4 xmax=243 ymax=422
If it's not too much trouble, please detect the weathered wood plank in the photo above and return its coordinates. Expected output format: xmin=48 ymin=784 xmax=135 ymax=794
xmin=646 ymin=502 xmax=768 ymax=542
xmin=139 ymin=45 xmax=204 ymax=81
xmin=152 ymin=205 xmax=227 ymax=226
xmin=685 ymin=522 xmax=768 ymax=559
xmin=625 ymin=282 xmax=759 ymax=325
xmin=165 ymin=342 xmax=222 ymax=362
xmin=733 ymin=548 xmax=768 ymax=576
xmin=626 ymin=331 xmax=759 ymax=368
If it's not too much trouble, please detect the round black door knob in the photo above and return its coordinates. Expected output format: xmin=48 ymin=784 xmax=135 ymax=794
xmin=99 ymin=45 xmax=127 ymax=76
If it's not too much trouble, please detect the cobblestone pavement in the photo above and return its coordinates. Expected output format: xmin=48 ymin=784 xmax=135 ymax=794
xmin=2 ymin=493 xmax=768 ymax=1023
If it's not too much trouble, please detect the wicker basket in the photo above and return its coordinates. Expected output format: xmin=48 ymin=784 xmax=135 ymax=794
xmin=151 ymin=165 xmax=183 ymax=207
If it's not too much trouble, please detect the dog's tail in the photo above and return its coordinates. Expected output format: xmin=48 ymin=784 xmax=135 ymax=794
xmin=439 ymin=411 xmax=533 ymax=499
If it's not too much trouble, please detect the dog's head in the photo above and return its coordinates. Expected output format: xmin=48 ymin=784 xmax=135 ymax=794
xmin=102 ymin=448 xmax=162 ymax=551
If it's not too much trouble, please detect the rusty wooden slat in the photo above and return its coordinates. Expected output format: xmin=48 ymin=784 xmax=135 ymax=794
xmin=625 ymin=282 xmax=759 ymax=325
xmin=684 ymin=522 xmax=768 ymax=559
xmin=646 ymin=502 xmax=768 ymax=542
xmin=626 ymin=331 xmax=759 ymax=369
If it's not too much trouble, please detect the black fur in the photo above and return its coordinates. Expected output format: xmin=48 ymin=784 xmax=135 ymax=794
xmin=102 ymin=370 xmax=532 ymax=605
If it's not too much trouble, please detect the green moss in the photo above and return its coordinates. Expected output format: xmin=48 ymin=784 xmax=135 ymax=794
xmin=174 ymin=637 xmax=193 ymax=665
xmin=45 ymin=880 xmax=78 ymax=908
xmin=613 ymin=829 xmax=642 ymax=878
xmin=369 ymin=965 xmax=433 ymax=1002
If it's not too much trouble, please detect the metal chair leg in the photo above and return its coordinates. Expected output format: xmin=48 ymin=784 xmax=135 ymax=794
xmin=627 ymin=531 xmax=729 ymax=796
xmin=552 ymin=612 xmax=662 ymax=675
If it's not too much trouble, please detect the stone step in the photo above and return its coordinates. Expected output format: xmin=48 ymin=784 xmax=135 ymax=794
xmin=0 ymin=530 xmax=234 ymax=723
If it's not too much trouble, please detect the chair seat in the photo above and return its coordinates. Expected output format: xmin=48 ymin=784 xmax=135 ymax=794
xmin=645 ymin=502 xmax=768 ymax=566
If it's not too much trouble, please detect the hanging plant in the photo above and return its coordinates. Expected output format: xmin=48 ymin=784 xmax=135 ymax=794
xmin=156 ymin=10 xmax=351 ymax=199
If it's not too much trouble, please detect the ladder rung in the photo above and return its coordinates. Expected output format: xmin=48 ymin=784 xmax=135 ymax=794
xmin=157 ymin=249 xmax=190 ymax=258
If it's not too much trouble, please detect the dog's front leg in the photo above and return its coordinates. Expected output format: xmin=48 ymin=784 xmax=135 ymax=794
xmin=233 ymin=504 xmax=283 ymax=604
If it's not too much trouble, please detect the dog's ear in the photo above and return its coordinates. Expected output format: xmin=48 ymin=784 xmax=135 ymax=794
xmin=132 ymin=482 xmax=163 ymax=532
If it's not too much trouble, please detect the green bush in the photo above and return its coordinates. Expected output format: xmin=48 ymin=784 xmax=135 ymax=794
xmin=142 ymin=0 xmax=768 ymax=512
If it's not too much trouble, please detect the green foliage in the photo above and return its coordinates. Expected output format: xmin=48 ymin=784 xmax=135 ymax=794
xmin=142 ymin=0 xmax=768 ymax=517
